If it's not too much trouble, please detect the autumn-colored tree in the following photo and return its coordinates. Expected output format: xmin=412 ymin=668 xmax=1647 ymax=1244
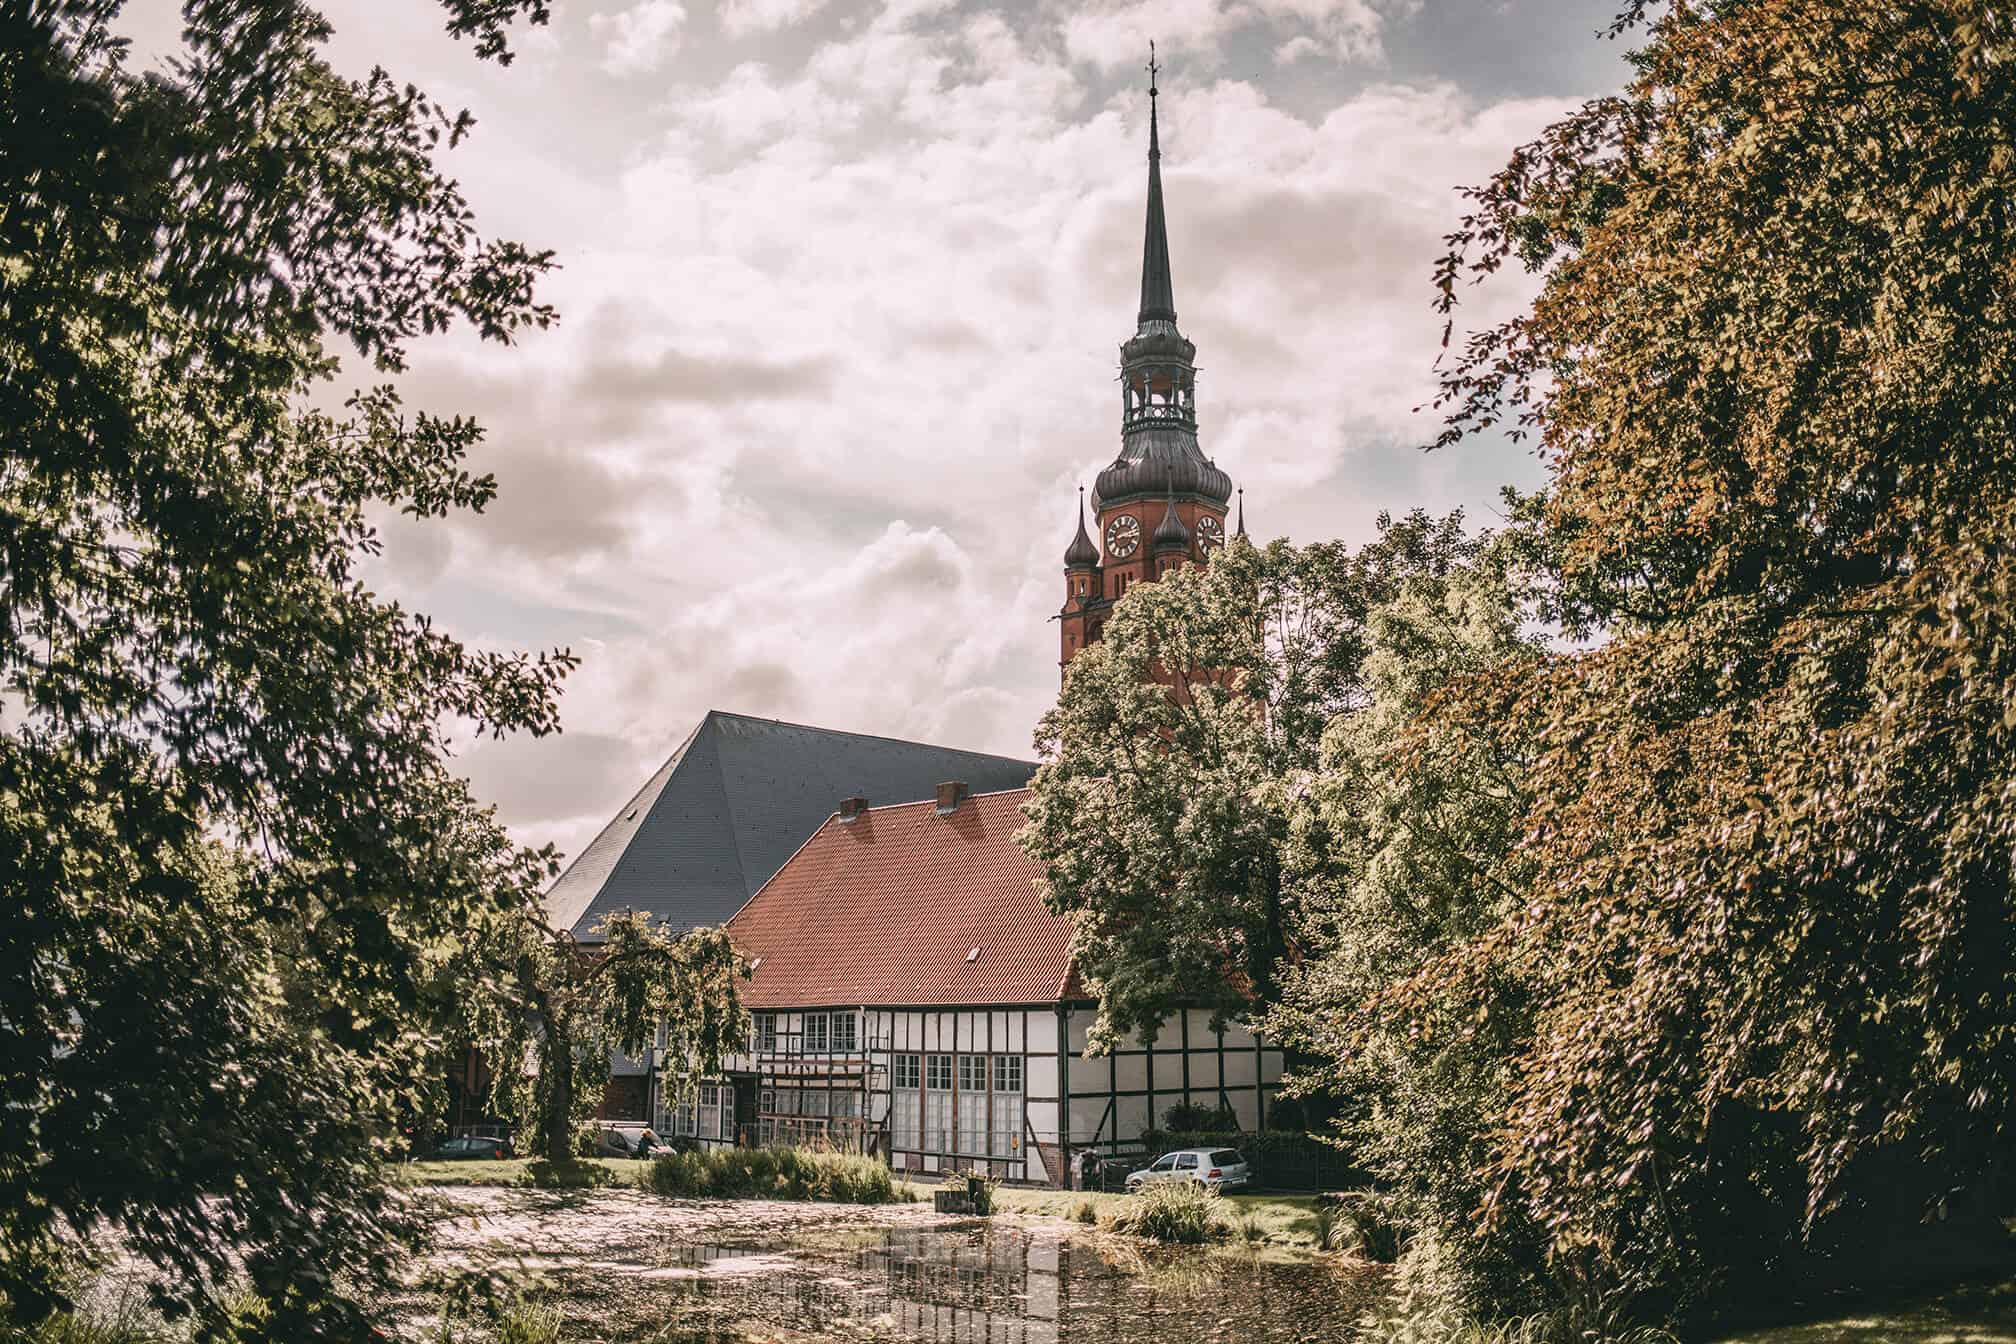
xmin=1402 ymin=0 xmax=2016 ymax=1321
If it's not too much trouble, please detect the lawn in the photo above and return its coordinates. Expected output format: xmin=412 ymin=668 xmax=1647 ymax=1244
xmin=1710 ymin=1277 xmax=2016 ymax=1344
xmin=398 ymin=1157 xmax=652 ymax=1187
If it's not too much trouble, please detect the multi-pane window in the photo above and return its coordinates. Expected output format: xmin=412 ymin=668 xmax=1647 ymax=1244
xmin=991 ymin=1054 xmax=1025 ymax=1157
xmin=923 ymin=1054 xmax=954 ymax=1153
xmin=956 ymin=1056 xmax=987 ymax=1156
xmin=753 ymin=1013 xmax=777 ymax=1052
xmin=892 ymin=1054 xmax=921 ymax=1149
xmin=698 ymin=1083 xmax=722 ymax=1140
xmin=673 ymin=1087 xmax=698 ymax=1137
xmin=797 ymin=1010 xmax=857 ymax=1053
xmin=802 ymin=1090 xmax=830 ymax=1118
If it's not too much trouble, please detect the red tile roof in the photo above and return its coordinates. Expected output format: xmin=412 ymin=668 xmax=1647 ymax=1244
xmin=724 ymin=788 xmax=1076 ymax=1008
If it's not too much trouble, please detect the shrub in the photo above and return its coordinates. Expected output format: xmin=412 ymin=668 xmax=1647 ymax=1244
xmin=1230 ymin=1211 xmax=1268 ymax=1245
xmin=1314 ymin=1201 xmax=1346 ymax=1252
xmin=1263 ymin=1095 xmax=1309 ymax=1132
xmin=955 ymin=1173 xmax=997 ymax=1216
xmin=1314 ymin=1192 xmax=1409 ymax=1262
xmin=1101 ymin=1181 xmax=1227 ymax=1244
xmin=517 ymin=1159 xmax=619 ymax=1190
xmin=1070 ymin=1198 xmax=1100 ymax=1225
xmin=1161 ymin=1102 xmax=1238 ymax=1131
xmin=642 ymin=1148 xmax=895 ymax=1204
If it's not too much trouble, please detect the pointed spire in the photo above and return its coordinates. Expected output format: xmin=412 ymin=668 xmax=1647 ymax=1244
xmin=1152 ymin=490 xmax=1190 ymax=552
xmin=1138 ymin=43 xmax=1177 ymax=326
xmin=1064 ymin=486 xmax=1100 ymax=568
xmin=1235 ymin=488 xmax=1246 ymax=537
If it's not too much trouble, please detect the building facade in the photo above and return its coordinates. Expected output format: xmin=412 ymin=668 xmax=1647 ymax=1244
xmin=655 ymin=786 xmax=1283 ymax=1185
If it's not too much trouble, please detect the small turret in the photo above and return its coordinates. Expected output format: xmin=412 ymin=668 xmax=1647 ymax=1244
xmin=1064 ymin=487 xmax=1100 ymax=569
xmin=1152 ymin=493 xmax=1191 ymax=553
xmin=1235 ymin=488 xmax=1246 ymax=538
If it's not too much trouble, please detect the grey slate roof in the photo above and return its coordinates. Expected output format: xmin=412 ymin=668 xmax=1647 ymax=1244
xmin=542 ymin=711 xmax=1038 ymax=941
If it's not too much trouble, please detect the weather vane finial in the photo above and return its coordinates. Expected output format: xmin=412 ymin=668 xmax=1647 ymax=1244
xmin=1147 ymin=41 xmax=1159 ymax=96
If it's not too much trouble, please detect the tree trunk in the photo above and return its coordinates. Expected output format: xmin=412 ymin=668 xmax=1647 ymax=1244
xmin=541 ymin=1010 xmax=576 ymax=1164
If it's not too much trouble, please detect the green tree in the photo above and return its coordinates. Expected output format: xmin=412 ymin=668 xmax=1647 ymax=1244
xmin=1410 ymin=0 xmax=2016 ymax=1320
xmin=1019 ymin=514 xmax=1475 ymax=1051
xmin=467 ymin=912 xmax=749 ymax=1165
xmin=1265 ymin=533 xmax=1546 ymax=1308
xmin=0 ymin=1 xmax=596 ymax=1335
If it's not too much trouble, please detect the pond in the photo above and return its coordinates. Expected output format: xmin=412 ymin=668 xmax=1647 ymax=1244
xmin=420 ymin=1188 xmax=1383 ymax=1342
xmin=640 ymin=1222 xmax=1379 ymax=1342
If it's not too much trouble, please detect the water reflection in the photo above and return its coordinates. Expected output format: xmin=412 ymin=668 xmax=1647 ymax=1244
xmin=654 ymin=1222 xmax=1377 ymax=1343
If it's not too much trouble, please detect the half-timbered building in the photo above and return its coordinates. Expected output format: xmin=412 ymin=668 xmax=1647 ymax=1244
xmin=656 ymin=783 xmax=1284 ymax=1185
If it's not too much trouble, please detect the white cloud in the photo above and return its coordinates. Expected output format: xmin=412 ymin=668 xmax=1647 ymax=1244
xmin=1061 ymin=0 xmax=1406 ymax=71
xmin=1274 ymin=33 xmax=1321 ymax=63
xmin=719 ymin=0 xmax=832 ymax=36
xmin=590 ymin=0 xmax=687 ymax=75
xmin=303 ymin=0 xmax=1588 ymax=859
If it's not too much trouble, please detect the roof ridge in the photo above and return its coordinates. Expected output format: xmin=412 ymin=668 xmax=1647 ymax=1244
xmin=704 ymin=715 xmax=753 ymax=906
xmin=843 ymin=785 xmax=1034 ymax=818
xmin=702 ymin=708 xmax=1034 ymax=765
xmin=540 ymin=717 xmax=708 ymax=922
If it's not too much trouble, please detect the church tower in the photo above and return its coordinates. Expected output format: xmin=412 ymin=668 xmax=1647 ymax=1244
xmin=1058 ymin=55 xmax=1235 ymax=677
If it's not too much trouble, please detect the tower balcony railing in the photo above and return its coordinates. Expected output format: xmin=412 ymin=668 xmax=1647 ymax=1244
xmin=1123 ymin=401 xmax=1196 ymax=429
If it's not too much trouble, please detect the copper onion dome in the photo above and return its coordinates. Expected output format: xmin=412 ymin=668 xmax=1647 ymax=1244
xmin=1064 ymin=488 xmax=1100 ymax=568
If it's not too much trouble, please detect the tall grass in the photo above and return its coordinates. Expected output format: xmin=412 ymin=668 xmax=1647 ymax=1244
xmin=1099 ymin=1181 xmax=1227 ymax=1244
xmin=1358 ymin=1307 xmax=1680 ymax=1344
xmin=14 ymin=1309 xmax=163 ymax=1344
xmin=1315 ymin=1194 xmax=1408 ymax=1261
xmin=491 ymin=1293 xmax=563 ymax=1344
xmin=642 ymin=1147 xmax=897 ymax=1204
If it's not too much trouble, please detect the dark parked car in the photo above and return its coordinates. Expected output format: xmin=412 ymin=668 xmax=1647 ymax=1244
xmin=428 ymin=1134 xmax=511 ymax=1161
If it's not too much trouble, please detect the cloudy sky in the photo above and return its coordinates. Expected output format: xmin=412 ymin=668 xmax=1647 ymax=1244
xmin=127 ymin=0 xmax=1630 ymax=861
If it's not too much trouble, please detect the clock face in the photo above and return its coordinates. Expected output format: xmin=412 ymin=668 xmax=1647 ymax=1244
xmin=1196 ymin=515 xmax=1225 ymax=551
xmin=1104 ymin=514 xmax=1141 ymax=559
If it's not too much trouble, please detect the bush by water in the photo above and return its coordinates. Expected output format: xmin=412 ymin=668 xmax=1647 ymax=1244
xmin=643 ymin=1148 xmax=898 ymax=1204
xmin=1099 ymin=1180 xmax=1228 ymax=1244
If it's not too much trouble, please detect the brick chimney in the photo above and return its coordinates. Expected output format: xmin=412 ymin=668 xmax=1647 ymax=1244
xmin=838 ymin=796 xmax=868 ymax=824
xmin=933 ymin=781 xmax=969 ymax=815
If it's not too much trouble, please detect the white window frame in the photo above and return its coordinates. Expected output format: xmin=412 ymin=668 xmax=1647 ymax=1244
xmin=803 ymin=1012 xmax=829 ymax=1053
xmin=990 ymin=1054 xmax=1024 ymax=1158
xmin=753 ymin=1012 xmax=777 ymax=1052
xmin=924 ymin=1053 xmax=954 ymax=1153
